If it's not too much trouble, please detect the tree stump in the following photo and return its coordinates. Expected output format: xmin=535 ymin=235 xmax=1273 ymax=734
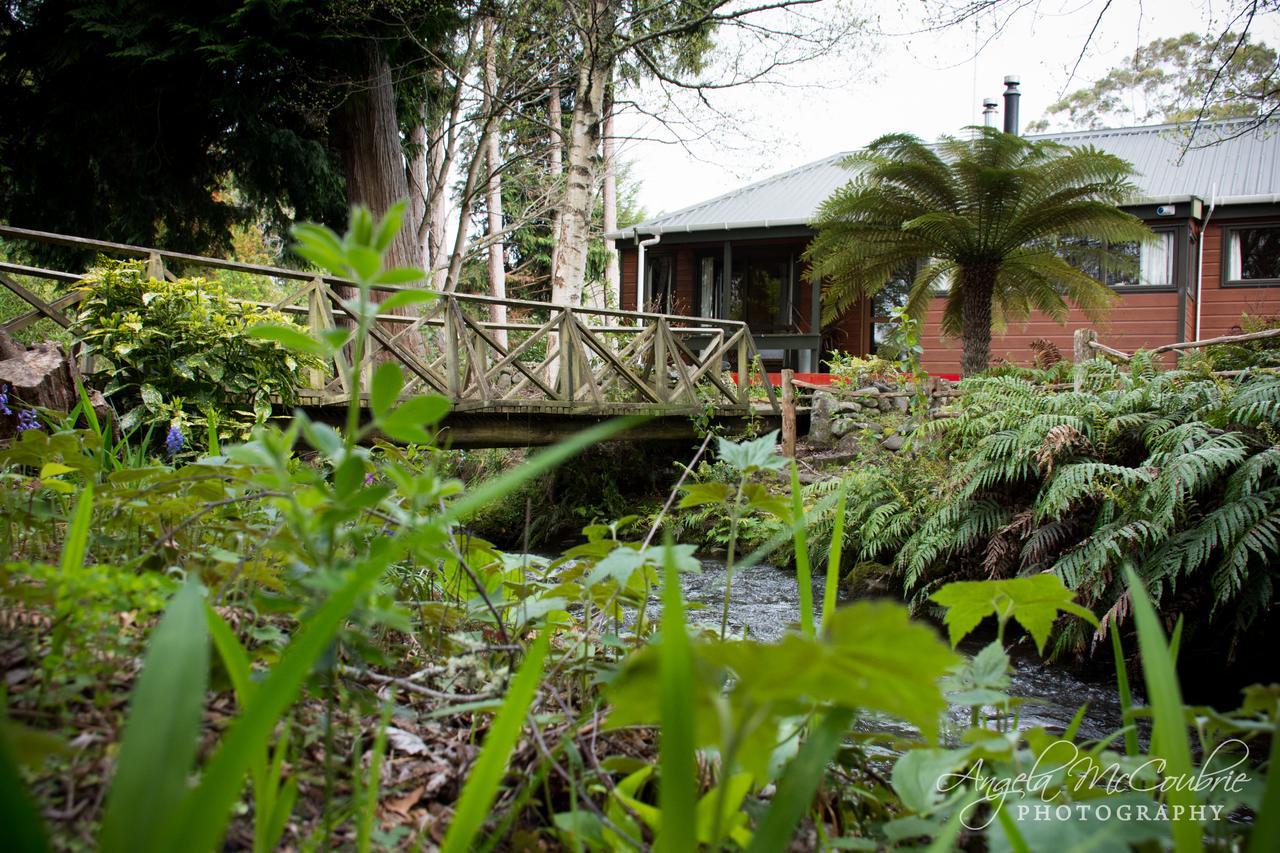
xmin=0 ymin=331 xmax=111 ymax=438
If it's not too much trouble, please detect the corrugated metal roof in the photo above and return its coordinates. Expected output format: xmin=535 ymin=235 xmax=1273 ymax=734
xmin=618 ymin=119 xmax=1280 ymax=237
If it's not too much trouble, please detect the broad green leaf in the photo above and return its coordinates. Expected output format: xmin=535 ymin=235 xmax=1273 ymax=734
xmin=39 ymin=462 xmax=74 ymax=479
xmin=717 ymin=430 xmax=786 ymax=473
xmin=441 ymin=634 xmax=549 ymax=853
xmin=1124 ymin=568 xmax=1202 ymax=853
xmin=747 ymin=709 xmax=854 ymax=853
xmin=378 ymin=394 xmax=451 ymax=444
xmin=930 ymin=574 xmax=1098 ymax=653
xmin=709 ymin=601 xmax=958 ymax=741
xmin=1110 ymin=625 xmax=1139 ymax=757
xmin=678 ymin=481 xmax=732 ymax=508
xmin=891 ymin=747 xmax=972 ymax=813
xmin=100 ymin=582 xmax=209 ymax=853
xmin=1248 ymin=718 xmax=1280 ymax=853
xmin=658 ymin=538 xmax=697 ymax=853
xmin=347 ymin=246 xmax=381 ymax=282
xmin=371 ymin=199 xmax=408 ymax=252
xmin=369 ymin=362 xmax=404 ymax=418
xmin=245 ymin=324 xmax=328 ymax=357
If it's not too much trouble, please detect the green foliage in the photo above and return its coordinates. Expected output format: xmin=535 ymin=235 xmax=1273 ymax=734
xmin=825 ymin=351 xmax=900 ymax=388
xmin=807 ymin=127 xmax=1152 ymax=374
xmin=1028 ymin=31 xmax=1279 ymax=132
xmin=75 ymin=259 xmax=320 ymax=442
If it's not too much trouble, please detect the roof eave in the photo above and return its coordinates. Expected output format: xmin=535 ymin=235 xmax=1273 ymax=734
xmin=607 ymin=217 xmax=812 ymax=241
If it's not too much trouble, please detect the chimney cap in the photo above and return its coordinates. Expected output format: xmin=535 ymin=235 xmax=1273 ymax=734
xmin=982 ymin=97 xmax=999 ymax=108
xmin=1003 ymin=75 xmax=1020 ymax=86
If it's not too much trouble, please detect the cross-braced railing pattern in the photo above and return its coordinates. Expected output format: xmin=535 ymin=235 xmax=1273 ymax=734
xmin=0 ymin=226 xmax=779 ymax=416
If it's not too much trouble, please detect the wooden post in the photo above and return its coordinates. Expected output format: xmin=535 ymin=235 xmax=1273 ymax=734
xmin=445 ymin=297 xmax=460 ymax=401
xmin=781 ymin=368 xmax=796 ymax=458
xmin=737 ymin=331 xmax=749 ymax=405
xmin=306 ymin=279 xmax=326 ymax=392
xmin=560 ymin=310 xmax=576 ymax=401
xmin=145 ymin=252 xmax=166 ymax=281
xmin=1073 ymin=328 xmax=1097 ymax=392
xmin=653 ymin=318 xmax=667 ymax=402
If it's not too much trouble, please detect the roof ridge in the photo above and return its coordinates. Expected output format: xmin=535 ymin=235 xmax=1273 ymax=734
xmin=635 ymin=149 xmax=854 ymax=230
xmin=1029 ymin=115 xmax=1280 ymax=140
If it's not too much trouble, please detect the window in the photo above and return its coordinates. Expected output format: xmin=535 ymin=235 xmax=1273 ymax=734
xmin=645 ymin=254 xmax=674 ymax=313
xmin=696 ymin=255 xmax=720 ymax=318
xmin=871 ymin=267 xmax=912 ymax=350
xmin=1226 ymin=226 xmax=1280 ymax=284
xmin=1056 ymin=231 xmax=1175 ymax=288
xmin=727 ymin=249 xmax=793 ymax=332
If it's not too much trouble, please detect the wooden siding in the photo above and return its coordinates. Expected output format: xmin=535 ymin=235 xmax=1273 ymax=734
xmin=919 ymin=291 xmax=1181 ymax=374
xmin=620 ymin=247 xmax=638 ymax=310
xmin=1197 ymin=223 xmax=1280 ymax=338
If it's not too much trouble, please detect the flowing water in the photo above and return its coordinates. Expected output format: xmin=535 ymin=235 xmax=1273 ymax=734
xmin=677 ymin=559 xmax=1131 ymax=743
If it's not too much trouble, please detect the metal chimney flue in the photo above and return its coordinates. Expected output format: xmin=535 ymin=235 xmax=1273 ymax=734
xmin=982 ymin=97 xmax=999 ymax=128
xmin=1002 ymin=75 xmax=1021 ymax=135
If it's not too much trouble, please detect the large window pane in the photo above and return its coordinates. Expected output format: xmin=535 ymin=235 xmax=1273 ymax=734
xmin=1228 ymin=227 xmax=1280 ymax=282
xmin=727 ymin=250 xmax=792 ymax=332
xmin=1139 ymin=232 xmax=1174 ymax=286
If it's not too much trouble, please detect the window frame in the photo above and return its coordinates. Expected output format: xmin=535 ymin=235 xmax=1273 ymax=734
xmin=1221 ymin=222 xmax=1280 ymax=288
xmin=1107 ymin=227 xmax=1178 ymax=292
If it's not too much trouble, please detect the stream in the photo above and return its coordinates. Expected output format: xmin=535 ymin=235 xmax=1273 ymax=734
xmin=676 ymin=558 xmax=1131 ymax=743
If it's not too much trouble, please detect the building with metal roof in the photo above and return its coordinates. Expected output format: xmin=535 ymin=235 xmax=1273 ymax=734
xmin=610 ymin=119 xmax=1280 ymax=241
xmin=613 ymin=114 xmax=1280 ymax=377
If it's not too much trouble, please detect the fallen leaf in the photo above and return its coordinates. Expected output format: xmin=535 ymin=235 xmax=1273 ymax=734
xmin=386 ymin=726 xmax=428 ymax=755
xmin=385 ymin=785 xmax=425 ymax=816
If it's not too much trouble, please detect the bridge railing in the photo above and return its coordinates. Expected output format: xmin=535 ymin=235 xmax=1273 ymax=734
xmin=0 ymin=225 xmax=779 ymax=415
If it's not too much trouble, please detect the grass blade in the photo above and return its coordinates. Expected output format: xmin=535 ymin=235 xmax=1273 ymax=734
xmin=790 ymin=461 xmax=814 ymax=636
xmin=357 ymin=699 xmax=394 ymax=853
xmin=746 ymin=708 xmax=853 ymax=853
xmin=207 ymin=604 xmax=254 ymax=705
xmin=99 ymin=581 xmax=209 ymax=853
xmin=162 ymin=537 xmax=409 ymax=852
xmin=1247 ymin=716 xmax=1280 ymax=853
xmin=1109 ymin=624 xmax=1139 ymax=756
xmin=0 ymin=717 xmax=50 ymax=853
xmin=60 ymin=484 xmax=93 ymax=574
xmin=658 ymin=536 xmax=697 ymax=852
xmin=442 ymin=633 xmax=550 ymax=853
xmin=820 ymin=478 xmax=849 ymax=634
xmin=1124 ymin=568 xmax=1202 ymax=853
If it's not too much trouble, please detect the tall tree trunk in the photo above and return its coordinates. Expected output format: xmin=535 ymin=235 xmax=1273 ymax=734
xmin=601 ymin=84 xmax=619 ymax=308
xmin=547 ymin=83 xmax=564 ymax=292
xmin=407 ymin=118 xmax=429 ymax=263
xmin=426 ymin=110 xmax=449 ymax=290
xmin=960 ymin=268 xmax=995 ymax=376
xmin=333 ymin=39 xmax=426 ymax=358
xmin=551 ymin=11 xmax=612 ymax=309
xmin=336 ymin=40 xmax=421 ymax=272
xmin=482 ymin=15 xmax=508 ymax=347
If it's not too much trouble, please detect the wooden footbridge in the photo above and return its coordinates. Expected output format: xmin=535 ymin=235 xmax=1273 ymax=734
xmin=0 ymin=226 xmax=783 ymax=447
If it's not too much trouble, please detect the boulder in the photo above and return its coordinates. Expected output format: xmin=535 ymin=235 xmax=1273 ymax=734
xmin=809 ymin=390 xmax=837 ymax=445
xmin=881 ymin=433 xmax=905 ymax=451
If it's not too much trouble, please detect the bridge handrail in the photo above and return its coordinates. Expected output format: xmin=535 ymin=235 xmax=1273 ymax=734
xmin=0 ymin=225 xmax=780 ymax=415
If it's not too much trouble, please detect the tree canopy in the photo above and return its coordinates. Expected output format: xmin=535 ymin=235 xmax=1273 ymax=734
xmin=806 ymin=127 xmax=1152 ymax=375
xmin=0 ymin=0 xmax=457 ymax=257
xmin=1027 ymin=31 xmax=1280 ymax=133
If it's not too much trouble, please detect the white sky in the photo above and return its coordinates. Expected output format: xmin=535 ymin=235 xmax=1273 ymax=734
xmin=614 ymin=0 xmax=1280 ymax=220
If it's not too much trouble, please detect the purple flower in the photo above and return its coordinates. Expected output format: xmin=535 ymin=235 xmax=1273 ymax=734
xmin=364 ymin=471 xmax=376 ymax=487
xmin=0 ymin=385 xmax=10 ymax=417
xmin=165 ymin=424 xmax=185 ymax=456
xmin=16 ymin=409 xmax=40 ymax=432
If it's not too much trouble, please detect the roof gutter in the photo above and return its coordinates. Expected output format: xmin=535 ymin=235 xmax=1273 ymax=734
xmin=607 ymin=217 xmax=812 ymax=242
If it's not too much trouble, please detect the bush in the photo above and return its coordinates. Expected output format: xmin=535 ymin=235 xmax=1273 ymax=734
xmin=75 ymin=259 xmax=321 ymax=444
